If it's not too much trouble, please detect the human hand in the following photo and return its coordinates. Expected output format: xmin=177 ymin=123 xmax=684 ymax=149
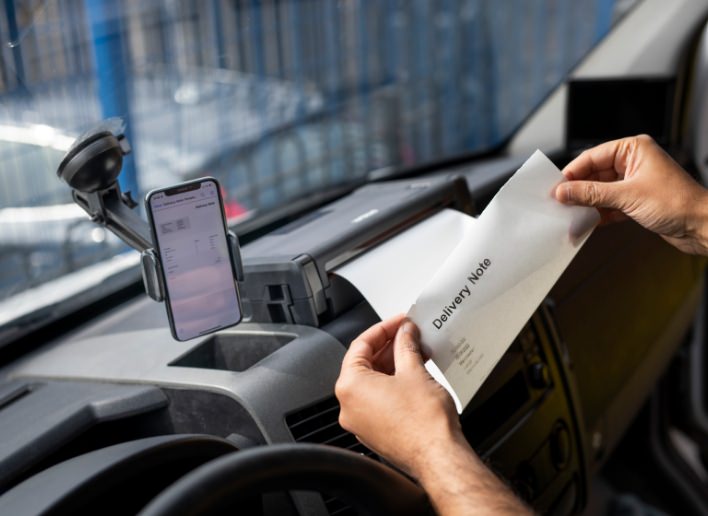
xmin=335 ymin=317 xmax=534 ymax=515
xmin=554 ymin=134 xmax=708 ymax=255
xmin=335 ymin=314 xmax=462 ymax=478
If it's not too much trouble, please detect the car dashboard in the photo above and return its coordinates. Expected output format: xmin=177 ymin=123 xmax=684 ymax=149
xmin=0 ymin=154 xmax=702 ymax=516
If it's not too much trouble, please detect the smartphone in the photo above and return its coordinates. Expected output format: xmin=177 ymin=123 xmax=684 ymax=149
xmin=146 ymin=177 xmax=242 ymax=341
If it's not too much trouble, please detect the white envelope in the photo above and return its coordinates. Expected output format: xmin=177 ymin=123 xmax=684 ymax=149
xmin=335 ymin=208 xmax=477 ymax=320
xmin=336 ymin=150 xmax=600 ymax=412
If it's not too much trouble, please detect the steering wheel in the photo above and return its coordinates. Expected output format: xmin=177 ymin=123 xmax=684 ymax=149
xmin=139 ymin=443 xmax=432 ymax=516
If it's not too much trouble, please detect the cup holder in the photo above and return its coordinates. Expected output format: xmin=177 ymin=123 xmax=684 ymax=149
xmin=169 ymin=333 xmax=295 ymax=372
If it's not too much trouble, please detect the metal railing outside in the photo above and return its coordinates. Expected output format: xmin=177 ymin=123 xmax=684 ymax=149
xmin=0 ymin=0 xmax=622 ymax=299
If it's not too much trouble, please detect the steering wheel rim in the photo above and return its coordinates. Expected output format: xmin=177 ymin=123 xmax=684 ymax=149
xmin=139 ymin=443 xmax=431 ymax=516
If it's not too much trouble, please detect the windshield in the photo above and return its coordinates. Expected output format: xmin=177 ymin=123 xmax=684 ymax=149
xmin=0 ymin=0 xmax=636 ymax=338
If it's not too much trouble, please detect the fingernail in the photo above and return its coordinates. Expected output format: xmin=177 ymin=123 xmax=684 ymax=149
xmin=555 ymin=183 xmax=570 ymax=203
xmin=402 ymin=320 xmax=419 ymax=338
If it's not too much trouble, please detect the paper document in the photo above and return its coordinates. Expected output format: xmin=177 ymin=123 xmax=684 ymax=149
xmin=335 ymin=150 xmax=599 ymax=412
xmin=335 ymin=208 xmax=477 ymax=320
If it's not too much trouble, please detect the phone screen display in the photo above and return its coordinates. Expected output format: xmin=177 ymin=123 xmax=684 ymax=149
xmin=147 ymin=179 xmax=241 ymax=340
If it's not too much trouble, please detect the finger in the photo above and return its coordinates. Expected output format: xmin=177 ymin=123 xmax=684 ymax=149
xmin=341 ymin=339 xmax=376 ymax=373
xmin=595 ymin=168 xmax=622 ymax=183
xmin=562 ymin=138 xmax=634 ymax=181
xmin=373 ymin=339 xmax=395 ymax=374
xmin=555 ymin=180 xmax=626 ymax=210
xmin=393 ymin=319 xmax=425 ymax=372
xmin=353 ymin=313 xmax=406 ymax=356
xmin=598 ymin=208 xmax=629 ymax=226
xmin=341 ymin=314 xmax=406 ymax=374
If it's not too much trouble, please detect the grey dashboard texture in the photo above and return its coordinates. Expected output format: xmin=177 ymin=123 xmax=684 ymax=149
xmin=6 ymin=321 xmax=345 ymax=445
xmin=0 ymin=380 xmax=167 ymax=488
xmin=0 ymin=434 xmax=239 ymax=515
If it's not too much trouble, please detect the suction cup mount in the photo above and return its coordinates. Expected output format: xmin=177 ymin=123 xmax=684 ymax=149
xmin=57 ymin=119 xmax=152 ymax=252
xmin=57 ymin=119 xmax=244 ymax=303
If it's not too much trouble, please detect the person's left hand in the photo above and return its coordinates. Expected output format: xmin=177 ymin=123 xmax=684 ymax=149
xmin=335 ymin=314 xmax=462 ymax=478
xmin=337 ymin=316 xmax=535 ymax=516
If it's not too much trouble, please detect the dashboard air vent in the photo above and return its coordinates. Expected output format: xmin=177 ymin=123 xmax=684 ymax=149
xmin=286 ymin=396 xmax=376 ymax=515
xmin=286 ymin=395 xmax=375 ymax=459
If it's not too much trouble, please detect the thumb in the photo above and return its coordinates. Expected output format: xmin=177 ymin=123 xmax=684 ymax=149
xmin=555 ymin=180 xmax=625 ymax=210
xmin=393 ymin=320 xmax=425 ymax=372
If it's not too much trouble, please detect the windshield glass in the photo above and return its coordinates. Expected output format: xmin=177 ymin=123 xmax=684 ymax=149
xmin=0 ymin=0 xmax=637 ymax=335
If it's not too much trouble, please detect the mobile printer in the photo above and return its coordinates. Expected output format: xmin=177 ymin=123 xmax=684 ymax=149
xmin=240 ymin=176 xmax=474 ymax=326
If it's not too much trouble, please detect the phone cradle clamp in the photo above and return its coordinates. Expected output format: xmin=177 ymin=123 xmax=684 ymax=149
xmin=140 ymin=231 xmax=244 ymax=302
xmin=56 ymin=119 xmax=245 ymax=303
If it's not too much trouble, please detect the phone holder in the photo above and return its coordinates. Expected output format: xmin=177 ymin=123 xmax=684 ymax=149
xmin=56 ymin=119 xmax=245 ymax=303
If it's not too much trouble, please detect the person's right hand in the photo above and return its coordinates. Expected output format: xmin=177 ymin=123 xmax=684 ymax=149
xmin=554 ymin=134 xmax=708 ymax=256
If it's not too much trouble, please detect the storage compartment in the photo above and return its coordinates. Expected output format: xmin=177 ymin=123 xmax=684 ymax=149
xmin=170 ymin=333 xmax=295 ymax=372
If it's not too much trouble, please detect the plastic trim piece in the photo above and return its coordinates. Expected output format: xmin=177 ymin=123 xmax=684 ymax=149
xmin=0 ymin=380 xmax=167 ymax=491
xmin=687 ymin=19 xmax=708 ymax=184
xmin=0 ymin=434 xmax=238 ymax=515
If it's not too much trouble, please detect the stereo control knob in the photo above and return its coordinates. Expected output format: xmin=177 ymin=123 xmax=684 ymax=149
xmin=528 ymin=362 xmax=551 ymax=389
xmin=551 ymin=423 xmax=571 ymax=470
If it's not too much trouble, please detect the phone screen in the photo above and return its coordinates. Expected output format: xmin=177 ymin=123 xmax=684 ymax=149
xmin=147 ymin=178 xmax=241 ymax=340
